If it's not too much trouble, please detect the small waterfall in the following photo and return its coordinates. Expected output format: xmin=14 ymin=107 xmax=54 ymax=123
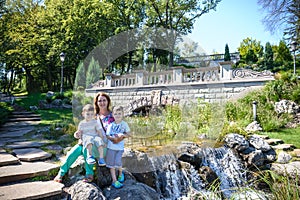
xmin=201 ymin=146 xmax=248 ymax=198
xmin=149 ymin=153 xmax=219 ymax=200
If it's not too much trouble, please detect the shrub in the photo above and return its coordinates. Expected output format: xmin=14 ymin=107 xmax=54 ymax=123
xmin=0 ymin=102 xmax=13 ymax=125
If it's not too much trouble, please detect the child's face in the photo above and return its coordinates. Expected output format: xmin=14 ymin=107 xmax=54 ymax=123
xmin=83 ymin=111 xmax=94 ymax=121
xmin=113 ymin=110 xmax=123 ymax=123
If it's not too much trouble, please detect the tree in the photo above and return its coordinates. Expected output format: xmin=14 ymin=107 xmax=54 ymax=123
xmin=258 ymin=0 xmax=299 ymax=47
xmin=273 ymin=40 xmax=293 ymax=71
xmin=86 ymin=57 xmax=101 ymax=88
xmin=145 ymin=0 xmax=222 ymax=68
xmin=99 ymin=0 xmax=146 ymax=74
xmin=263 ymin=42 xmax=274 ymax=71
xmin=1 ymin=0 xmax=44 ymax=93
xmin=237 ymin=38 xmax=263 ymax=67
xmin=224 ymin=44 xmax=230 ymax=61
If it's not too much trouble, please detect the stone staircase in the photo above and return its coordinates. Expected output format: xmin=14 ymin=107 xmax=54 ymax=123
xmin=0 ymin=109 xmax=64 ymax=199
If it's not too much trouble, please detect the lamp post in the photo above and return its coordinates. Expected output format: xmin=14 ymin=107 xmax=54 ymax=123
xmin=290 ymin=41 xmax=297 ymax=76
xmin=59 ymin=52 xmax=65 ymax=94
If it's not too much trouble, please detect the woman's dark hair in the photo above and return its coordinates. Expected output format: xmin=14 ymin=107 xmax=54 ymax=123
xmin=94 ymin=92 xmax=111 ymax=114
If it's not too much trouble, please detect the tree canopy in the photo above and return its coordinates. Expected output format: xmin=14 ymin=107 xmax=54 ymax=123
xmin=0 ymin=0 xmax=222 ymax=93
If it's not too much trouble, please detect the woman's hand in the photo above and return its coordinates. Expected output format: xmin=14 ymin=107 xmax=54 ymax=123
xmin=74 ymin=130 xmax=83 ymax=139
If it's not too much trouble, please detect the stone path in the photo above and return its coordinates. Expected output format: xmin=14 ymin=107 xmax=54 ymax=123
xmin=0 ymin=109 xmax=64 ymax=200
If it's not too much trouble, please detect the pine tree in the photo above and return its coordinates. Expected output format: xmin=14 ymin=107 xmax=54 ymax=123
xmin=224 ymin=44 xmax=231 ymax=61
xmin=264 ymin=42 xmax=274 ymax=71
xmin=74 ymin=61 xmax=86 ymax=90
xmin=86 ymin=57 xmax=102 ymax=88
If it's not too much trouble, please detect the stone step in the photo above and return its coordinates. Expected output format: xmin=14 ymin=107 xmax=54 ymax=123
xmin=12 ymin=148 xmax=52 ymax=161
xmin=6 ymin=117 xmax=41 ymax=122
xmin=265 ymin=138 xmax=284 ymax=145
xmin=252 ymin=134 xmax=269 ymax=140
xmin=0 ymin=127 xmax=35 ymax=138
xmin=272 ymin=143 xmax=296 ymax=151
xmin=291 ymin=149 xmax=300 ymax=158
xmin=11 ymin=111 xmax=36 ymax=115
xmin=0 ymin=181 xmax=64 ymax=199
xmin=0 ymin=161 xmax=59 ymax=185
xmin=5 ymin=141 xmax=46 ymax=149
xmin=9 ymin=113 xmax=40 ymax=118
xmin=1 ymin=121 xmax=41 ymax=127
xmin=0 ymin=126 xmax=35 ymax=133
xmin=0 ymin=138 xmax=28 ymax=147
xmin=0 ymin=149 xmax=20 ymax=166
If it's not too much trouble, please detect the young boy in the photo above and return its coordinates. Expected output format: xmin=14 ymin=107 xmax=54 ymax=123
xmin=78 ymin=104 xmax=106 ymax=166
xmin=106 ymin=106 xmax=131 ymax=189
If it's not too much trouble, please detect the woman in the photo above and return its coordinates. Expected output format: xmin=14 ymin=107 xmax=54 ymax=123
xmin=54 ymin=92 xmax=115 ymax=183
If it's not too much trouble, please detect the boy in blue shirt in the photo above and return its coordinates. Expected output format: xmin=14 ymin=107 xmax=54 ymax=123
xmin=106 ymin=106 xmax=131 ymax=189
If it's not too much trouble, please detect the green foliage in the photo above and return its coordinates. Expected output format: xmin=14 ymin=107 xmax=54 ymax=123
xmin=264 ymin=126 xmax=300 ymax=148
xmin=0 ymin=102 xmax=13 ymax=125
xmin=224 ymin=44 xmax=230 ymax=61
xmin=224 ymin=73 xmax=300 ymax=133
xmin=163 ymin=105 xmax=182 ymax=134
xmin=238 ymin=38 xmax=263 ymax=65
xmin=0 ymin=0 xmax=223 ymax=94
xmin=263 ymin=42 xmax=274 ymax=71
xmin=257 ymin=170 xmax=300 ymax=199
xmin=264 ymin=72 xmax=300 ymax=104
xmin=74 ymin=61 xmax=86 ymax=90
xmin=86 ymin=57 xmax=102 ymax=88
xmin=272 ymin=40 xmax=294 ymax=73
xmin=15 ymin=93 xmax=45 ymax=110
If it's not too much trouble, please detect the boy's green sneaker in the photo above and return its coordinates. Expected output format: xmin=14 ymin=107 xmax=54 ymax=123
xmin=112 ymin=181 xmax=123 ymax=189
xmin=118 ymin=173 xmax=125 ymax=183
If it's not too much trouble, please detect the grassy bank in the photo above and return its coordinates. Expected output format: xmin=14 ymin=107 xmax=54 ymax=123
xmin=263 ymin=127 xmax=300 ymax=148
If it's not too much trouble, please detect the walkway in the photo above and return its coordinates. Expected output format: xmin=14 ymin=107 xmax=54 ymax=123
xmin=0 ymin=106 xmax=64 ymax=199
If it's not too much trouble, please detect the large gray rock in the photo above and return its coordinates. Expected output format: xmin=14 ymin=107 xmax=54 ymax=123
xmin=67 ymin=181 xmax=106 ymax=200
xmin=248 ymin=135 xmax=271 ymax=152
xmin=276 ymin=151 xmax=292 ymax=164
xmin=103 ymin=179 xmax=160 ymax=200
xmin=271 ymin=161 xmax=300 ymax=179
xmin=224 ymin=133 xmax=249 ymax=152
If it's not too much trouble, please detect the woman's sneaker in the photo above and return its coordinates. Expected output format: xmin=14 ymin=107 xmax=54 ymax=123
xmin=98 ymin=158 xmax=106 ymax=166
xmin=118 ymin=173 xmax=125 ymax=183
xmin=112 ymin=181 xmax=123 ymax=189
xmin=86 ymin=156 xmax=96 ymax=165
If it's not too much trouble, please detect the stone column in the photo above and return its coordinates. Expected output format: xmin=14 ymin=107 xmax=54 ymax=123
xmin=135 ymin=70 xmax=145 ymax=86
xmin=219 ymin=61 xmax=233 ymax=80
xmin=172 ymin=67 xmax=183 ymax=83
xmin=105 ymin=73 xmax=113 ymax=87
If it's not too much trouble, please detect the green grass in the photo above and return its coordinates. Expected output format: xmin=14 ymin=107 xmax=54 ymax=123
xmin=14 ymin=93 xmax=46 ymax=111
xmin=37 ymin=109 xmax=73 ymax=126
xmin=262 ymin=127 xmax=300 ymax=148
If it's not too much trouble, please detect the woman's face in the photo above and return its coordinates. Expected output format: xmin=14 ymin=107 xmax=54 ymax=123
xmin=97 ymin=95 xmax=108 ymax=111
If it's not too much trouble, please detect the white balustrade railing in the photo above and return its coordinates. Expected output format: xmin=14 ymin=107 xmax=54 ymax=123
xmin=92 ymin=62 xmax=273 ymax=88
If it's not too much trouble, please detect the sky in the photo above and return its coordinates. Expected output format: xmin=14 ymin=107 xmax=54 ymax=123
xmin=188 ymin=0 xmax=284 ymax=54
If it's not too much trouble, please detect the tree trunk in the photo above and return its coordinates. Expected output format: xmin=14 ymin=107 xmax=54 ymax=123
xmin=25 ymin=67 xmax=39 ymax=94
xmin=7 ymin=69 xmax=14 ymax=93
xmin=169 ymin=52 xmax=174 ymax=69
xmin=126 ymin=51 xmax=133 ymax=73
xmin=46 ymin=63 xmax=53 ymax=90
xmin=153 ymin=48 xmax=157 ymax=72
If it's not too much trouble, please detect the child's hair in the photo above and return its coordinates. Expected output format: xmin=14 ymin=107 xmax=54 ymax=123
xmin=82 ymin=104 xmax=94 ymax=112
xmin=112 ymin=105 xmax=123 ymax=113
